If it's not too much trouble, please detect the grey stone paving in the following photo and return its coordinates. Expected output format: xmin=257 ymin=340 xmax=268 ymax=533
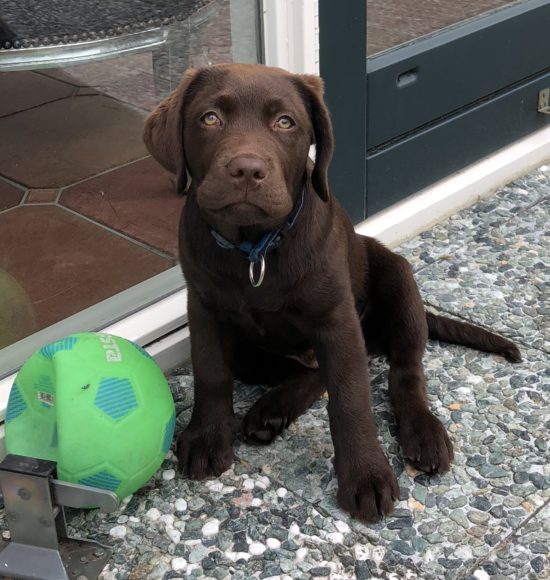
xmin=91 ymin=163 xmax=548 ymax=579
xmin=15 ymin=163 xmax=550 ymax=579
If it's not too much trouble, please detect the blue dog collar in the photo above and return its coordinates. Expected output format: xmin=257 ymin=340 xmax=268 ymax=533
xmin=210 ymin=188 xmax=305 ymax=287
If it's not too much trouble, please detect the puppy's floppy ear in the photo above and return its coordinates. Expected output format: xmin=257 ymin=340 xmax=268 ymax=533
xmin=143 ymin=68 xmax=200 ymax=195
xmin=293 ymin=74 xmax=334 ymax=202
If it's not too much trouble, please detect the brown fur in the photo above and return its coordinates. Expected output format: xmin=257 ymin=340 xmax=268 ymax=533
xmin=144 ymin=63 xmax=521 ymax=522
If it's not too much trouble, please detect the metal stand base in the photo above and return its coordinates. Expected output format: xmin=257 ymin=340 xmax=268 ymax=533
xmin=0 ymin=538 xmax=111 ymax=580
xmin=0 ymin=454 xmax=119 ymax=580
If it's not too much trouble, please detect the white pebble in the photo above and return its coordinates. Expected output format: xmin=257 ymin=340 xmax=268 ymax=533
xmin=334 ymin=520 xmax=350 ymax=534
xmin=185 ymin=539 xmax=201 ymax=547
xmin=171 ymin=557 xmax=187 ymax=572
xmin=296 ymin=547 xmax=308 ymax=561
xmin=455 ymin=546 xmax=473 ymax=560
xmin=249 ymin=542 xmax=266 ymax=556
xmin=251 ymin=498 xmax=262 ymax=507
xmin=146 ymin=508 xmax=161 ymax=521
xmin=243 ymin=478 xmax=255 ymax=490
xmin=255 ymin=475 xmax=270 ymax=490
xmin=119 ymin=495 xmax=133 ymax=510
xmin=162 ymin=469 xmax=176 ymax=481
xmin=174 ymin=498 xmax=188 ymax=512
xmin=222 ymin=485 xmax=236 ymax=494
xmin=289 ymin=523 xmax=300 ymax=537
xmin=266 ymin=538 xmax=281 ymax=550
xmin=276 ymin=487 xmax=288 ymax=498
xmin=206 ymin=481 xmax=224 ymax=492
xmin=473 ymin=571 xmax=490 ymax=580
xmin=225 ymin=551 xmax=251 ymax=562
xmin=371 ymin=545 xmax=386 ymax=563
xmin=109 ymin=525 xmax=126 ymax=540
xmin=202 ymin=519 xmax=220 ymax=537
xmin=167 ymin=528 xmax=181 ymax=544
xmin=354 ymin=544 xmax=371 ymax=560
xmin=326 ymin=532 xmax=344 ymax=544
xmin=128 ymin=516 xmax=139 ymax=523
xmin=159 ymin=514 xmax=175 ymax=526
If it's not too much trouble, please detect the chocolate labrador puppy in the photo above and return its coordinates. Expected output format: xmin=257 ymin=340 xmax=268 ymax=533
xmin=144 ymin=64 xmax=520 ymax=522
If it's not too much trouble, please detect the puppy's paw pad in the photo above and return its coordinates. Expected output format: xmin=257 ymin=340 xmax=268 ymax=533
xmin=242 ymin=411 xmax=286 ymax=445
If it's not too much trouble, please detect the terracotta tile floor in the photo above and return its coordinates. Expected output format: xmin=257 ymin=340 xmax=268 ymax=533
xmin=367 ymin=0 xmax=516 ymax=55
xmin=0 ymin=68 xmax=178 ymax=349
xmin=0 ymin=94 xmax=149 ymax=188
xmin=0 ymin=70 xmax=75 ymax=117
xmin=0 ymin=205 xmax=172 ymax=335
xmin=0 ymin=178 xmax=24 ymax=211
xmin=60 ymin=157 xmax=183 ymax=256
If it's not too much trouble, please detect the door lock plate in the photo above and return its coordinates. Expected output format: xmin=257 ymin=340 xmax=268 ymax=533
xmin=538 ymin=88 xmax=550 ymax=114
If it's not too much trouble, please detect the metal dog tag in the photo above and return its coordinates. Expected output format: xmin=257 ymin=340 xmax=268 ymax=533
xmin=249 ymin=255 xmax=266 ymax=287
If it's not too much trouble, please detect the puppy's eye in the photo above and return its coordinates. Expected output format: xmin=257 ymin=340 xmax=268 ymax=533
xmin=275 ymin=115 xmax=295 ymax=130
xmin=201 ymin=112 xmax=221 ymax=126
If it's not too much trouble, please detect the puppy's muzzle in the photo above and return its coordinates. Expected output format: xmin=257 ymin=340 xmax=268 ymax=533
xmin=227 ymin=155 xmax=268 ymax=192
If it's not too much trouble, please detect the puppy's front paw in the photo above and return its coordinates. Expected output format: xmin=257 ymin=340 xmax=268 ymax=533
xmin=336 ymin=451 xmax=399 ymax=523
xmin=177 ymin=423 xmax=234 ymax=479
xmin=400 ymin=410 xmax=454 ymax=474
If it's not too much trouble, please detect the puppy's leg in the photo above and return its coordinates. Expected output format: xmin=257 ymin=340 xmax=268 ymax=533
xmin=368 ymin=245 xmax=453 ymax=473
xmin=177 ymin=289 xmax=236 ymax=479
xmin=243 ymin=368 xmax=325 ymax=444
xmin=294 ymin=296 xmax=399 ymax=523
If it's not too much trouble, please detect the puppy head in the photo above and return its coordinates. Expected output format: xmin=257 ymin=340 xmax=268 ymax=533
xmin=143 ymin=64 xmax=334 ymax=227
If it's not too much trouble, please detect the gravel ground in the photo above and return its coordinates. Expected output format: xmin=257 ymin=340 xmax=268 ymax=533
xmin=6 ymin=164 xmax=550 ymax=579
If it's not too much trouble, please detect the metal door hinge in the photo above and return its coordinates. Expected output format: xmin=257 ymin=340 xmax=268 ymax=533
xmin=538 ymin=88 xmax=550 ymax=114
xmin=0 ymin=454 xmax=119 ymax=580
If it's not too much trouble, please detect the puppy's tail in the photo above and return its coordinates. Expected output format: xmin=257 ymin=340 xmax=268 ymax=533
xmin=426 ymin=311 xmax=521 ymax=363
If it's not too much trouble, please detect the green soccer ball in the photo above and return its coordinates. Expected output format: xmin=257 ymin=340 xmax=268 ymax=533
xmin=5 ymin=332 xmax=176 ymax=501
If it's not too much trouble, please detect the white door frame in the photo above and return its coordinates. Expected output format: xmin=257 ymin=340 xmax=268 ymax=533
xmin=262 ymin=0 xmax=318 ymax=73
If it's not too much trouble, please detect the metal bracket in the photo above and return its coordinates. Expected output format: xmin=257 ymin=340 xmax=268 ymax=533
xmin=538 ymin=88 xmax=550 ymax=115
xmin=0 ymin=454 xmax=119 ymax=580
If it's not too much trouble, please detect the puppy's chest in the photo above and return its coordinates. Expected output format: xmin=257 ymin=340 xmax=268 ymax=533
xmin=221 ymin=307 xmax=307 ymax=350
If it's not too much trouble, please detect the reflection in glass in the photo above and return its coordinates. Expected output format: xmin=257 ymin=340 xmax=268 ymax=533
xmin=0 ymin=0 xmax=260 ymax=352
xmin=367 ymin=0 xmax=521 ymax=55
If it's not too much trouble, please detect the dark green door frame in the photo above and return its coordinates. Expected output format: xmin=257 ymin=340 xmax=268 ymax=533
xmin=319 ymin=0 xmax=550 ymax=223
xmin=319 ymin=1 xmax=367 ymax=223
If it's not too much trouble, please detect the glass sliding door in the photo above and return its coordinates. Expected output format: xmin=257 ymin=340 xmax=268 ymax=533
xmin=319 ymin=0 xmax=550 ymax=222
xmin=0 ymin=0 xmax=262 ymax=378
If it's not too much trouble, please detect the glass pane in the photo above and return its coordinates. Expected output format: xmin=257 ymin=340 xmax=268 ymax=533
xmin=367 ymin=0 xmax=522 ymax=56
xmin=0 ymin=1 xmax=260 ymax=361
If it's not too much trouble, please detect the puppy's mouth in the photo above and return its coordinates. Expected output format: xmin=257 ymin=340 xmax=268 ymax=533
xmin=206 ymin=201 xmax=272 ymax=226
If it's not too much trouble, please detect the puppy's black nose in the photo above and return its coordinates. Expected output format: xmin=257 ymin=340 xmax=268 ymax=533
xmin=227 ymin=156 xmax=268 ymax=189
